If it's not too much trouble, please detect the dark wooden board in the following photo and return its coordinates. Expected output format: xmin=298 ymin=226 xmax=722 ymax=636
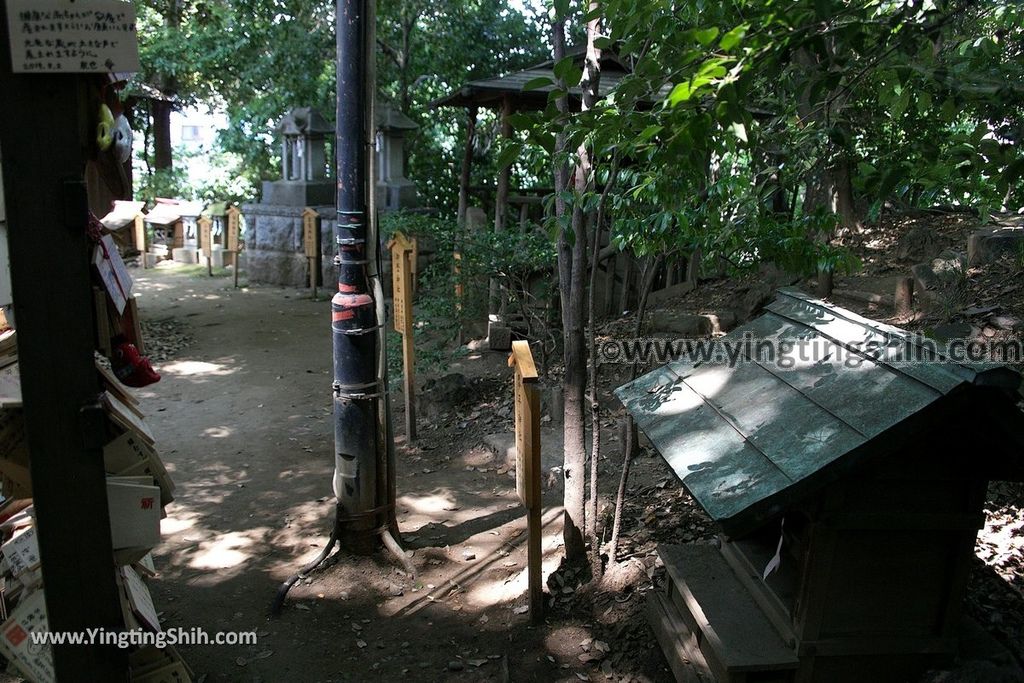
xmin=659 ymin=544 xmax=799 ymax=674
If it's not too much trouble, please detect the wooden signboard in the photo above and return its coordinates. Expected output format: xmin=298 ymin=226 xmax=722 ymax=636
xmin=226 ymin=206 xmax=241 ymax=253
xmin=389 ymin=232 xmax=416 ymax=443
xmin=302 ymin=208 xmax=321 ymax=298
xmin=133 ymin=213 xmax=147 ymax=269
xmin=5 ymin=0 xmax=141 ymax=74
xmin=225 ymin=206 xmax=241 ymax=287
xmin=508 ymin=339 xmax=542 ymax=623
xmin=199 ymin=217 xmax=213 ymax=277
xmin=302 ymin=208 xmax=319 ymax=259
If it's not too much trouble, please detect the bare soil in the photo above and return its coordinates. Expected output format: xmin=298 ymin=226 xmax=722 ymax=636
xmin=132 ymin=264 xmax=679 ymax=683
xmin=124 ymin=209 xmax=1024 ymax=683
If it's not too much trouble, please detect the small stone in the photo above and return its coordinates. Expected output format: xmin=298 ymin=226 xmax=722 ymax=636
xmin=448 ymin=660 xmax=464 ymax=672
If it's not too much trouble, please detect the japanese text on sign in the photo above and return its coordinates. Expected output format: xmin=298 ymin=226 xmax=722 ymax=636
xmin=6 ymin=0 xmax=140 ymax=73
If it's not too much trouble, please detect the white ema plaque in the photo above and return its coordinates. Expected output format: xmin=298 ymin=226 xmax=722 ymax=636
xmin=6 ymin=0 xmax=140 ymax=74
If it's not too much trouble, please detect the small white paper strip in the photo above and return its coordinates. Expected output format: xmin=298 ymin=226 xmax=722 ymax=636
xmin=762 ymin=518 xmax=785 ymax=581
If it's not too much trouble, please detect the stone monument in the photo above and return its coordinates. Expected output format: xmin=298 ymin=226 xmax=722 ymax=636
xmin=244 ymin=105 xmax=425 ymax=287
xmin=243 ymin=107 xmax=337 ymax=286
xmin=375 ymin=106 xmax=419 ymax=211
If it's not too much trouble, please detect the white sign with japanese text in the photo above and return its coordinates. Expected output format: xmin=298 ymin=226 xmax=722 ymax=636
xmin=6 ymin=0 xmax=140 ymax=73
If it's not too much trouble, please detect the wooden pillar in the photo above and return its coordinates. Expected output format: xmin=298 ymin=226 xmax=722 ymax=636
xmin=199 ymin=216 xmax=213 ymax=277
xmin=134 ymin=211 xmax=147 ymax=268
xmin=226 ymin=205 xmax=241 ymax=288
xmin=390 ymin=233 xmax=416 ymax=443
xmin=0 ymin=7 xmax=128 ymax=678
xmin=509 ymin=340 xmax=542 ymax=624
xmin=457 ymin=106 xmax=478 ymax=229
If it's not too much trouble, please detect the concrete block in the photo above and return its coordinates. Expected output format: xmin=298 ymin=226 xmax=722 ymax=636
xmin=172 ymin=247 xmax=198 ymax=264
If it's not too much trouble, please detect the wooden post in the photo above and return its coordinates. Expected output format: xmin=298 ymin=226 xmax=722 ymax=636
xmin=509 ymin=340 xmax=543 ymax=624
xmin=226 ymin=205 xmax=241 ymax=288
xmin=199 ymin=216 xmax=213 ymax=277
xmin=0 ymin=12 xmax=129 ymax=676
xmin=390 ymin=232 xmax=416 ymax=443
xmin=134 ymin=211 xmax=148 ymax=269
xmin=302 ymin=207 xmax=321 ymax=299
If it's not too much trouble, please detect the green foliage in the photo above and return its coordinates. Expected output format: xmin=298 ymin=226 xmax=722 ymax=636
xmin=523 ymin=0 xmax=1024 ymax=278
xmin=135 ymin=166 xmax=189 ymax=206
xmin=132 ymin=0 xmax=548 ymax=210
xmin=381 ymin=211 xmax=556 ymax=339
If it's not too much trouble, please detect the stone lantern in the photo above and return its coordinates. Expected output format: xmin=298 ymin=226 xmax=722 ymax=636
xmin=375 ymin=106 xmax=419 ymax=211
xmin=262 ymin=107 xmax=335 ymax=207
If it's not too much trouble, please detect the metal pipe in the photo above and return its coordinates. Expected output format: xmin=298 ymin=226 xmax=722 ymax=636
xmin=333 ymin=0 xmax=382 ymax=554
xmin=271 ymin=0 xmax=406 ymax=616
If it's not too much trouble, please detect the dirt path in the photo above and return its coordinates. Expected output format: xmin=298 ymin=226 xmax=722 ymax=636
xmin=131 ymin=265 xmax=673 ymax=683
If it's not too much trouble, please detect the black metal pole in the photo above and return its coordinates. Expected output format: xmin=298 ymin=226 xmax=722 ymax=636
xmin=272 ymin=0 xmax=407 ymax=616
xmin=332 ymin=0 xmax=383 ymax=554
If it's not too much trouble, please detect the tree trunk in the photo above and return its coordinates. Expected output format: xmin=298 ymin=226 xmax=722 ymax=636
xmin=457 ymin=107 xmax=477 ymax=229
xmin=152 ymin=0 xmax=182 ymax=173
xmin=832 ymin=157 xmax=861 ymax=233
xmin=551 ymin=14 xmax=587 ymax=563
xmin=151 ymin=98 xmax=173 ymax=172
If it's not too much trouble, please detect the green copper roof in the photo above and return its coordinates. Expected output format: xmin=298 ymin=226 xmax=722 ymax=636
xmin=615 ymin=288 xmax=1023 ymax=536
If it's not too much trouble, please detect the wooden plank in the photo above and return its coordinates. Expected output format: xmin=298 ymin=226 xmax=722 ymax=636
xmin=647 ymin=592 xmax=717 ymax=683
xmin=389 ymin=232 xmax=414 ymax=334
xmin=133 ymin=213 xmax=147 ymax=268
xmin=390 ymin=234 xmax=416 ymax=441
xmin=509 ymin=339 xmax=538 ymax=382
xmin=0 ymin=21 xmax=129 ymax=676
xmin=125 ymin=296 xmax=145 ymax=355
xmin=199 ymin=216 xmax=213 ymax=277
xmin=302 ymin=207 xmax=319 ymax=259
xmin=93 ymin=287 xmax=112 ymax=357
xmin=509 ymin=340 xmax=543 ymax=623
xmin=225 ymin=206 xmax=241 ymax=253
xmin=95 ymin=359 xmax=140 ymax=407
xmin=659 ymin=544 xmax=799 ymax=674
xmin=718 ymin=539 xmax=797 ymax=648
xmin=103 ymin=392 xmax=156 ymax=446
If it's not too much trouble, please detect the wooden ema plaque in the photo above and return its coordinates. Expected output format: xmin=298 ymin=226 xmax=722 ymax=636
xmin=508 ymin=339 xmax=542 ymax=623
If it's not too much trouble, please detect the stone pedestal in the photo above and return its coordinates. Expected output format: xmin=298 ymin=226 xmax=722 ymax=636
xmin=261 ymin=180 xmax=335 ymax=208
xmin=242 ymin=204 xmax=338 ymax=287
xmin=199 ymin=246 xmax=226 ymax=269
xmin=172 ymin=247 xmax=198 ymax=264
